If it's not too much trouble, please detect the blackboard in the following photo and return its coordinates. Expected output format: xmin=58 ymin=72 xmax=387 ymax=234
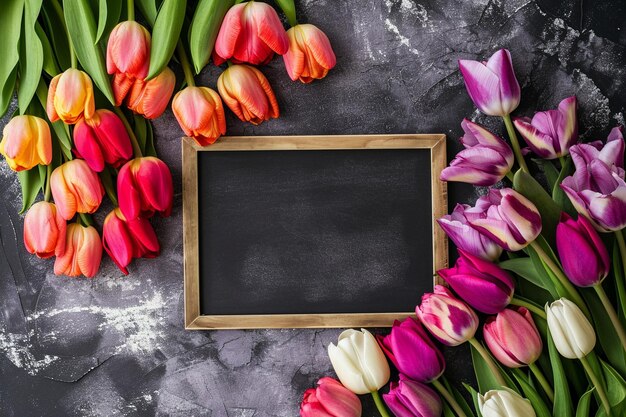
xmin=182 ymin=135 xmax=447 ymax=329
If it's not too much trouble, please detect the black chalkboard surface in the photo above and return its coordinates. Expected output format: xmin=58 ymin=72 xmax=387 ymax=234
xmin=182 ymin=135 xmax=447 ymax=329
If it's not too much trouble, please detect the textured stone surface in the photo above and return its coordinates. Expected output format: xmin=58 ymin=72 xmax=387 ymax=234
xmin=1 ymin=0 xmax=625 ymax=415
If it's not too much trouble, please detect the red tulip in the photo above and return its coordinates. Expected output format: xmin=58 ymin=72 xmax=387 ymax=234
xmin=117 ymin=157 xmax=173 ymax=220
xmin=46 ymin=69 xmax=95 ymax=124
xmin=124 ymin=67 xmax=176 ymax=119
xmin=50 ymin=159 xmax=105 ymax=220
xmin=54 ymin=223 xmax=102 ymax=278
xmin=300 ymin=377 xmax=361 ymax=417
xmin=23 ymin=202 xmax=66 ymax=259
xmin=283 ymin=24 xmax=336 ymax=83
xmin=172 ymin=86 xmax=227 ymax=146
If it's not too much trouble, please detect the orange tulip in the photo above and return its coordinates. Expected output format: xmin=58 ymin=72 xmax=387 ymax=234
xmin=172 ymin=86 xmax=226 ymax=146
xmin=124 ymin=67 xmax=176 ymax=119
xmin=217 ymin=64 xmax=279 ymax=125
xmin=46 ymin=69 xmax=95 ymax=124
xmin=23 ymin=201 xmax=66 ymax=259
xmin=283 ymin=24 xmax=336 ymax=83
xmin=50 ymin=159 xmax=104 ymax=220
xmin=54 ymin=222 xmax=102 ymax=278
xmin=0 ymin=115 xmax=52 ymax=171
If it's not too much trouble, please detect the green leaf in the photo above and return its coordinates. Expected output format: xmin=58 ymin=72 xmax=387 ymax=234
xmin=553 ymin=156 xmax=576 ymax=215
xmin=17 ymin=166 xmax=44 ymax=213
xmin=0 ymin=0 xmax=24 ymax=117
xmin=511 ymin=370 xmax=552 ymax=417
xmin=533 ymin=158 xmax=560 ymax=191
xmin=41 ymin=1 xmax=72 ymax=70
xmin=35 ymin=22 xmax=60 ymax=76
xmin=133 ymin=113 xmax=148 ymax=154
xmin=136 ymin=0 xmax=158 ymax=27
xmin=95 ymin=0 xmax=122 ymax=44
xmin=575 ymin=387 xmax=594 ymax=417
xmin=63 ymin=0 xmax=116 ymax=104
xmin=144 ymin=117 xmax=156 ymax=157
xmin=500 ymin=257 xmax=546 ymax=289
xmin=600 ymin=359 xmax=626 ymax=406
xmin=442 ymin=402 xmax=455 ymax=417
xmin=18 ymin=0 xmax=44 ymax=115
xmin=146 ymin=0 xmax=186 ymax=79
xmin=188 ymin=0 xmax=234 ymax=73
xmin=443 ymin=377 xmax=476 ymax=417
xmin=469 ymin=343 xmax=518 ymax=393
xmin=547 ymin=327 xmax=575 ymax=417
xmin=463 ymin=383 xmax=483 ymax=417
xmin=273 ymin=0 xmax=297 ymax=27
xmin=613 ymin=240 xmax=626 ymax=323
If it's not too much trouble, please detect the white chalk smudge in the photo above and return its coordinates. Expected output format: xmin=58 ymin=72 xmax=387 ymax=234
xmin=0 ymin=330 xmax=60 ymax=374
xmin=384 ymin=19 xmax=420 ymax=55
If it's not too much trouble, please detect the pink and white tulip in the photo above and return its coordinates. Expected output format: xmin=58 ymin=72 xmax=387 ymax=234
xmin=300 ymin=377 xmax=361 ymax=417
xmin=483 ymin=307 xmax=542 ymax=368
xmin=383 ymin=375 xmax=443 ymax=417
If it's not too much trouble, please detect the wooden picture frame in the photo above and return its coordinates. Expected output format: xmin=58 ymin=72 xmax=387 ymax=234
xmin=182 ymin=134 xmax=447 ymax=329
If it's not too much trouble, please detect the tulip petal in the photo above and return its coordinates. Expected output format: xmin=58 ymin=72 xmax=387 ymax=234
xmin=214 ymin=4 xmax=245 ymax=60
xmin=458 ymin=59 xmax=502 ymax=116
xmin=254 ymin=2 xmax=289 ymax=55
xmin=485 ymin=49 xmax=520 ymax=114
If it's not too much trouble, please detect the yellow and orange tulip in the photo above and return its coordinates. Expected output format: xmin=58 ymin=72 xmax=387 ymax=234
xmin=283 ymin=24 xmax=336 ymax=83
xmin=50 ymin=159 xmax=104 ymax=220
xmin=54 ymin=222 xmax=102 ymax=278
xmin=124 ymin=67 xmax=176 ymax=119
xmin=172 ymin=86 xmax=226 ymax=146
xmin=46 ymin=69 xmax=95 ymax=124
xmin=23 ymin=201 xmax=66 ymax=259
xmin=0 ymin=115 xmax=52 ymax=171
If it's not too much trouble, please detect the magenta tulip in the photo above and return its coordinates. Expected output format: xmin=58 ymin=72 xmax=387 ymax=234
xmin=300 ymin=377 xmax=361 ymax=417
xmin=467 ymin=188 xmax=542 ymax=251
xmin=416 ymin=285 xmax=479 ymax=346
xmin=384 ymin=375 xmax=443 ymax=417
xmin=117 ymin=157 xmax=173 ymax=220
xmin=438 ymin=249 xmax=514 ymax=314
xmin=377 ymin=317 xmax=445 ymax=383
xmin=458 ymin=49 xmax=520 ymax=116
xmin=514 ymin=96 xmax=578 ymax=159
xmin=440 ymin=119 xmax=514 ymax=186
xmin=483 ymin=307 xmax=542 ymax=368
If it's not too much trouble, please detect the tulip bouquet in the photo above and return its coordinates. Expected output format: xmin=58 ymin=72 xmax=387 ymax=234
xmin=301 ymin=49 xmax=626 ymax=417
xmin=0 ymin=0 xmax=335 ymax=278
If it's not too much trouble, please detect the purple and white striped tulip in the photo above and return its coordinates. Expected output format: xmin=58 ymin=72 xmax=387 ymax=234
xmin=416 ymin=285 xmax=479 ymax=346
xmin=514 ymin=96 xmax=578 ymax=159
xmin=467 ymin=188 xmax=542 ymax=252
xmin=384 ymin=375 xmax=443 ymax=417
xmin=458 ymin=49 xmax=520 ymax=116
xmin=437 ymin=204 xmax=503 ymax=262
xmin=440 ymin=119 xmax=514 ymax=186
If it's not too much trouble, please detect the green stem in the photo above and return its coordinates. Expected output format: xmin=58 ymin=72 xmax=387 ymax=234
xmin=614 ymin=231 xmax=626 ymax=318
xmin=370 ymin=390 xmax=391 ymax=417
xmin=113 ymin=107 xmax=142 ymax=157
xmin=503 ymin=114 xmax=529 ymax=173
xmin=127 ymin=0 xmax=135 ymax=21
xmin=529 ymin=362 xmax=555 ymax=403
xmin=227 ymin=60 xmax=234 ymax=68
xmin=468 ymin=337 xmax=507 ymax=388
xmin=44 ymin=164 xmax=52 ymax=202
xmin=176 ymin=41 xmax=195 ymax=86
xmin=432 ymin=379 xmax=468 ymax=417
xmin=594 ymin=283 xmax=626 ymax=352
xmin=510 ymin=297 xmax=547 ymax=319
xmin=580 ymin=356 xmax=612 ymax=417
xmin=78 ymin=213 xmax=93 ymax=227
xmin=616 ymin=230 xmax=626 ymax=285
xmin=100 ymin=168 xmax=118 ymax=206
xmin=505 ymin=171 xmax=514 ymax=182
xmin=559 ymin=156 xmax=566 ymax=170
xmin=51 ymin=0 xmax=77 ymax=68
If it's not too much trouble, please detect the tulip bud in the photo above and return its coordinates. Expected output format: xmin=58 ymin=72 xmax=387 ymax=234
xmin=50 ymin=159 xmax=105 ymax=220
xmin=102 ymin=208 xmax=160 ymax=275
xmin=467 ymin=188 xmax=542 ymax=252
xmin=73 ymin=109 xmax=133 ymax=172
xmin=438 ymin=249 xmax=514 ymax=314
xmin=328 ymin=328 xmax=390 ymax=395
xmin=47 ymin=68 xmax=95 ymax=124
xmin=124 ymin=67 xmax=176 ymax=119
xmin=383 ymin=375 xmax=443 ymax=417
xmin=54 ymin=223 xmax=102 ymax=278
xmin=546 ymin=298 xmax=596 ymax=359
xmin=483 ymin=307 xmax=542 ymax=368
xmin=478 ymin=389 xmax=536 ymax=417
xmin=217 ymin=64 xmax=279 ymax=125
xmin=416 ymin=285 xmax=479 ymax=346
xmin=376 ymin=317 xmax=445 ymax=383
xmin=514 ymin=96 xmax=578 ymax=159
xmin=172 ymin=86 xmax=227 ymax=146
xmin=458 ymin=49 xmax=520 ymax=116
xmin=440 ymin=119 xmax=514 ymax=186
xmin=300 ymin=377 xmax=361 ymax=417
xmin=0 ymin=115 xmax=52 ymax=171
xmin=556 ymin=214 xmax=609 ymax=287
xmin=117 ymin=157 xmax=173 ymax=220
xmin=214 ymin=1 xmax=289 ymax=66
xmin=437 ymin=204 xmax=502 ymax=262
xmin=23 ymin=202 xmax=66 ymax=259
xmin=283 ymin=24 xmax=336 ymax=83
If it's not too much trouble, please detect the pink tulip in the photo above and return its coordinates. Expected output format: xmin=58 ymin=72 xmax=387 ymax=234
xmin=73 ymin=109 xmax=133 ymax=172
xmin=213 ymin=1 xmax=289 ymax=66
xmin=23 ymin=202 xmax=66 ymax=259
xmin=383 ymin=375 xmax=443 ymax=417
xmin=300 ymin=377 xmax=361 ymax=417
xmin=54 ymin=222 xmax=102 ymax=278
xmin=514 ymin=96 xmax=578 ymax=159
xmin=117 ymin=157 xmax=173 ymax=220
xmin=416 ymin=285 xmax=479 ymax=346
xmin=0 ymin=115 xmax=52 ymax=172
xmin=438 ymin=249 xmax=514 ymax=314
xmin=283 ymin=24 xmax=336 ymax=83
xmin=124 ymin=67 xmax=176 ymax=119
xmin=46 ymin=69 xmax=95 ymax=124
xmin=50 ymin=159 xmax=105 ymax=220
xmin=484 ymin=307 xmax=543 ymax=368
xmin=376 ymin=317 xmax=445 ymax=383
xmin=458 ymin=49 xmax=520 ymax=116
xmin=440 ymin=119 xmax=514 ymax=186
xmin=172 ymin=86 xmax=227 ymax=146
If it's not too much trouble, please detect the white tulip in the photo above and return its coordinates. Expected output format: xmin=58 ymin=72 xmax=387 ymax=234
xmin=546 ymin=298 xmax=596 ymax=359
xmin=327 ymin=328 xmax=390 ymax=394
xmin=478 ymin=388 xmax=536 ymax=417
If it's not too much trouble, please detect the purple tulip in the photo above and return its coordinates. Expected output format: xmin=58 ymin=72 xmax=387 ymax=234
xmin=438 ymin=249 xmax=514 ymax=314
xmin=483 ymin=307 xmax=543 ymax=368
xmin=377 ymin=317 xmax=445 ymax=383
xmin=467 ymin=188 xmax=542 ymax=251
xmin=440 ymin=119 xmax=514 ymax=186
xmin=514 ymin=96 xmax=578 ymax=159
xmin=556 ymin=213 xmax=610 ymax=287
xmin=458 ymin=49 xmax=520 ymax=116
xmin=416 ymin=285 xmax=479 ymax=346
xmin=437 ymin=204 xmax=503 ymax=262
xmin=561 ymin=127 xmax=626 ymax=231
xmin=383 ymin=375 xmax=443 ymax=417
